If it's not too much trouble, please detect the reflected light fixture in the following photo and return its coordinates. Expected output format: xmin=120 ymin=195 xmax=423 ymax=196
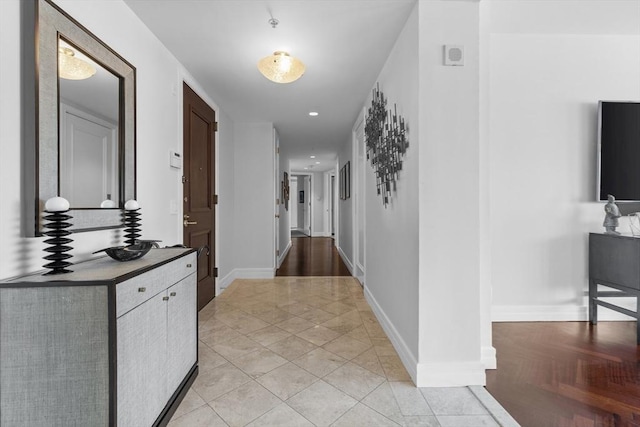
xmin=257 ymin=51 xmax=305 ymax=84
xmin=58 ymin=46 xmax=96 ymax=80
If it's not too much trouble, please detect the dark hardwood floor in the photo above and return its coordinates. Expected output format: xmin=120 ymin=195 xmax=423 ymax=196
xmin=276 ymin=237 xmax=351 ymax=276
xmin=486 ymin=321 xmax=640 ymax=427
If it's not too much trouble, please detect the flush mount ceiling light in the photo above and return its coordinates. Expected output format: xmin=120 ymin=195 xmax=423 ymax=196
xmin=309 ymin=111 xmax=319 ymax=116
xmin=257 ymin=51 xmax=305 ymax=84
xmin=58 ymin=46 xmax=96 ymax=80
xmin=257 ymin=16 xmax=305 ymax=84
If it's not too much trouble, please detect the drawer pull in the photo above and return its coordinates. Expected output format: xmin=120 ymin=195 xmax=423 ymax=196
xmin=170 ymin=292 xmax=176 ymax=297
xmin=138 ymin=287 xmax=146 ymax=293
xmin=162 ymin=296 xmax=169 ymax=301
xmin=186 ymin=263 xmax=192 ymax=268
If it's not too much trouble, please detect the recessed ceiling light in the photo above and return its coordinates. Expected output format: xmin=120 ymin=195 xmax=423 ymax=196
xmin=309 ymin=112 xmax=319 ymax=116
xmin=315 ymin=161 xmax=320 ymax=164
xmin=310 ymin=155 xmax=316 ymax=159
xmin=304 ymin=167 xmax=308 ymax=170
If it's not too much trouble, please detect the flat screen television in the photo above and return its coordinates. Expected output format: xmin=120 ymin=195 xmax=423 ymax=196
xmin=597 ymin=100 xmax=640 ymax=202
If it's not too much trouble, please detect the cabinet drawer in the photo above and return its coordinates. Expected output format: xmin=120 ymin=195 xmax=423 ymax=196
xmin=116 ymin=252 xmax=196 ymax=317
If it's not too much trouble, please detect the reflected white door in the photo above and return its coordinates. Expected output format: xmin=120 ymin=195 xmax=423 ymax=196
xmin=60 ymin=104 xmax=117 ymax=208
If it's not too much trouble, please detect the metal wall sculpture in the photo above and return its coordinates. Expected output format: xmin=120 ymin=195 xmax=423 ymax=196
xmin=364 ymin=83 xmax=409 ymax=207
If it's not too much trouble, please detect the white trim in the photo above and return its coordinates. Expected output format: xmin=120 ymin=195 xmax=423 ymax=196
xmin=277 ymin=240 xmax=292 ymax=268
xmin=416 ymin=361 xmax=486 ymax=387
xmin=364 ymin=286 xmax=418 ymax=384
xmin=311 ymin=231 xmax=331 ymax=237
xmin=366 ymin=281 xmax=486 ymax=387
xmin=219 ymin=269 xmax=238 ymax=291
xmin=492 ymin=305 xmax=586 ymax=322
xmin=468 ymin=386 xmax=521 ymax=427
xmin=337 ymin=246 xmax=354 ymax=275
xmin=355 ymin=261 xmax=365 ymax=286
xmin=482 ymin=345 xmax=497 ymax=370
xmin=218 ymin=268 xmax=275 ymax=291
xmin=491 ymin=303 xmax=636 ymax=322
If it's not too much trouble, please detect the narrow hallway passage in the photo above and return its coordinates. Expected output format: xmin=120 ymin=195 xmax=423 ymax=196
xmin=276 ymin=237 xmax=351 ymax=277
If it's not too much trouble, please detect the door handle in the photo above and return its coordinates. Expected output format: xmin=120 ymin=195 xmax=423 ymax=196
xmin=275 ymin=214 xmax=280 ymax=218
xmin=183 ymin=214 xmax=197 ymax=227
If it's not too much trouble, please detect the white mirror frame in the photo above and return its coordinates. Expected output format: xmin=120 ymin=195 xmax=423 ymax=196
xmin=24 ymin=0 xmax=136 ymax=236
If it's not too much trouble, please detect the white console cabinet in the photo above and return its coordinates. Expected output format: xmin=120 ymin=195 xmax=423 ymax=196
xmin=0 ymin=248 xmax=198 ymax=427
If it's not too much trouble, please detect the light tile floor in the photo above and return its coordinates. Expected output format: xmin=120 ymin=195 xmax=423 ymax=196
xmin=169 ymin=277 xmax=519 ymax=427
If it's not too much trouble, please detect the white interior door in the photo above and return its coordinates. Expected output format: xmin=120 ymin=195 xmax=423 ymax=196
xmin=305 ymin=176 xmax=312 ymax=236
xmin=60 ymin=104 xmax=117 ymax=208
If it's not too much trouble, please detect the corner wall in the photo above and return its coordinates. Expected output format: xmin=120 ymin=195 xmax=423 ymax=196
xmin=231 ymin=122 xmax=275 ymax=278
xmin=417 ymin=0 xmax=485 ymax=386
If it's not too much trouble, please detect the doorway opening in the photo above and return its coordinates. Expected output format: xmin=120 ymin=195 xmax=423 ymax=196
xmin=291 ymin=174 xmax=312 ymax=237
xmin=182 ymin=82 xmax=216 ymax=310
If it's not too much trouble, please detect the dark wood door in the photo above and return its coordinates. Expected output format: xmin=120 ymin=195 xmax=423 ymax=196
xmin=183 ymin=83 xmax=216 ymax=310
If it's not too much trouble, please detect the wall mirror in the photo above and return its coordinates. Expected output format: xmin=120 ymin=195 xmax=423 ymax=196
xmin=25 ymin=0 xmax=136 ymax=236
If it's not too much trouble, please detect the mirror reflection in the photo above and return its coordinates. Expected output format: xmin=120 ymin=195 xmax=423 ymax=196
xmin=58 ymin=39 xmax=120 ymax=209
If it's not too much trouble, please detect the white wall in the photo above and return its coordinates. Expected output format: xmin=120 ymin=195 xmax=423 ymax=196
xmin=231 ymin=123 xmax=275 ymax=277
xmin=311 ymin=171 xmax=327 ymax=236
xmin=0 ymin=0 xmax=223 ymax=280
xmin=417 ymin=0 xmax=484 ymax=386
xmin=336 ymin=151 xmax=354 ymax=269
xmin=361 ymin=3 xmax=421 ymax=380
xmin=486 ymin=0 xmax=640 ymax=321
xmin=277 ymin=134 xmax=291 ymax=267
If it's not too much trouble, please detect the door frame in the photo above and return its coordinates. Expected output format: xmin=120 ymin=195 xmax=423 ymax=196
xmin=180 ymin=78 xmax=219 ymax=297
xmin=292 ymin=173 xmax=313 ymax=237
xmin=353 ymin=113 xmax=366 ymax=285
xmin=273 ymin=128 xmax=280 ymax=269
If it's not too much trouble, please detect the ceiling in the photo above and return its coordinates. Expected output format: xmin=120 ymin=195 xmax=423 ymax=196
xmin=123 ymin=0 xmax=416 ymax=172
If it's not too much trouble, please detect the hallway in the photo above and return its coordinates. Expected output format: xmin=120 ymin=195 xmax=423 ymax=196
xmin=276 ymin=237 xmax=351 ymax=277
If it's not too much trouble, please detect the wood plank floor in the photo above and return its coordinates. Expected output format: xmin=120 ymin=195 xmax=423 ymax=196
xmin=486 ymin=321 xmax=640 ymax=427
xmin=276 ymin=237 xmax=351 ymax=276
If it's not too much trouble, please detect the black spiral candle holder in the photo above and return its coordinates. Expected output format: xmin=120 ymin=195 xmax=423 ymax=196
xmin=123 ymin=208 xmax=141 ymax=246
xmin=42 ymin=198 xmax=73 ymax=275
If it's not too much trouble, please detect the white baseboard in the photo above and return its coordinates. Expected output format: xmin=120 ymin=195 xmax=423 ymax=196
xmin=219 ymin=268 xmax=275 ymax=291
xmin=337 ymin=246 xmax=354 ymax=275
xmin=416 ymin=361 xmax=486 ymax=387
xmin=355 ymin=262 xmax=365 ymax=285
xmin=364 ymin=286 xmax=418 ymax=384
xmin=364 ymin=283 xmax=488 ymax=387
xmin=482 ymin=346 xmax=497 ymax=370
xmin=492 ymin=302 xmax=636 ymax=322
xmin=219 ymin=269 xmax=238 ymax=291
xmin=278 ymin=241 xmax=292 ymax=268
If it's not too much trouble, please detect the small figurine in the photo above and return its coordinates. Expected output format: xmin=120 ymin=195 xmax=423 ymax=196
xmin=603 ymin=194 xmax=621 ymax=235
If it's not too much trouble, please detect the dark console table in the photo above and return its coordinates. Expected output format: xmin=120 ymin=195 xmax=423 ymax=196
xmin=589 ymin=233 xmax=640 ymax=344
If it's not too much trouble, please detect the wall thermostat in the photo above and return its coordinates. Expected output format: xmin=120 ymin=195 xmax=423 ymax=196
xmin=170 ymin=151 xmax=182 ymax=169
xmin=444 ymin=45 xmax=464 ymax=66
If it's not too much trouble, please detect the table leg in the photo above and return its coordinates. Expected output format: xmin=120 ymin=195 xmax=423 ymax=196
xmin=589 ymin=279 xmax=598 ymax=325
